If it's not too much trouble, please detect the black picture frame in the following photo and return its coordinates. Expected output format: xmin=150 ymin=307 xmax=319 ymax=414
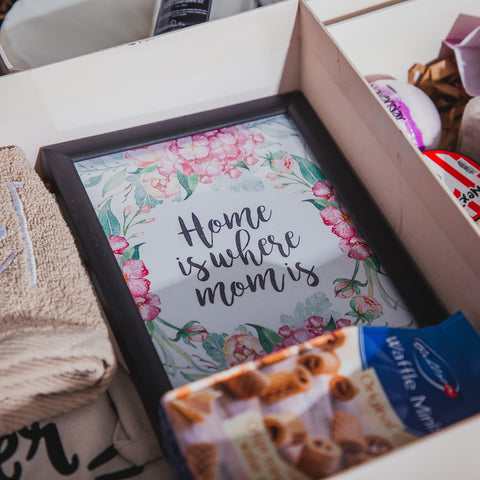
xmin=36 ymin=91 xmax=448 ymax=443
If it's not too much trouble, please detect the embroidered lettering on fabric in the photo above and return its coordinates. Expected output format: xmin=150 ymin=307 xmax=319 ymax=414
xmin=6 ymin=181 xmax=36 ymax=287
xmin=0 ymin=222 xmax=17 ymax=276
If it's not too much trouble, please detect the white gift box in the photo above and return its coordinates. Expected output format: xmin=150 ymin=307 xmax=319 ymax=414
xmin=0 ymin=0 xmax=479 ymax=477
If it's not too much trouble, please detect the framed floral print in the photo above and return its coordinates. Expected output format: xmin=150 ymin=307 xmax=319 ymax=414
xmin=37 ymin=92 xmax=447 ymax=438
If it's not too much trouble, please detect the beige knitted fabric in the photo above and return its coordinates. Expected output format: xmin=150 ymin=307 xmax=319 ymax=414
xmin=0 ymin=145 xmax=116 ymax=435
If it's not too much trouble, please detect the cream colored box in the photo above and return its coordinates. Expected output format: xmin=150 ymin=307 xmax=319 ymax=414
xmin=0 ymin=0 xmax=478 ymax=326
xmin=308 ymin=1 xmax=480 ymax=478
xmin=0 ymin=0 xmax=479 ymax=477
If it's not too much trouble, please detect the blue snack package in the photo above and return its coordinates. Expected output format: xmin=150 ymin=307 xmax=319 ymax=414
xmin=360 ymin=310 xmax=480 ymax=436
xmin=159 ymin=311 xmax=480 ymax=479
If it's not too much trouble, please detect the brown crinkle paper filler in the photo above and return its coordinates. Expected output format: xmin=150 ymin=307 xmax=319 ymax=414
xmin=0 ymin=0 xmax=15 ymax=25
xmin=408 ymin=57 xmax=472 ymax=151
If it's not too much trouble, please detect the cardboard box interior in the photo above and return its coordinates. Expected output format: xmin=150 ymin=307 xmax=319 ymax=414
xmin=0 ymin=0 xmax=300 ymax=160
xmin=309 ymin=0 xmax=410 ymax=26
xmin=302 ymin=2 xmax=480 ymax=478
xmin=0 ymin=1 xmax=479 ymax=475
xmin=1 ymin=0 xmax=477 ymax=329
xmin=301 ymin=0 xmax=480 ymax=328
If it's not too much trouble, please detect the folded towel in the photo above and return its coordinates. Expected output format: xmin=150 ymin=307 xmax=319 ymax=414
xmin=0 ymin=145 xmax=116 ymax=435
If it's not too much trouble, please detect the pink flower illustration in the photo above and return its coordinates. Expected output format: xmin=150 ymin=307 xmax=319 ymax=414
xmin=122 ymin=259 xmax=150 ymax=297
xmin=334 ymin=281 xmax=355 ymax=299
xmin=272 ymin=153 xmax=293 ymax=173
xmin=278 ymin=324 xmax=296 ymax=339
xmin=354 ymin=295 xmax=383 ymax=315
xmin=109 ymin=235 xmax=129 ymax=259
xmin=290 ymin=329 xmax=316 ymax=346
xmin=124 ymin=146 xmax=160 ymax=167
xmin=223 ymin=164 xmax=243 ymax=179
xmin=219 ymin=125 xmax=240 ymax=137
xmin=275 ymin=317 xmax=352 ymax=350
xmin=335 ymin=318 xmax=353 ymax=328
xmin=247 ymin=129 xmax=265 ymax=146
xmin=320 ymin=205 xmax=356 ymax=239
xmin=135 ymin=293 xmax=161 ymax=322
xmin=304 ymin=316 xmax=327 ymax=336
xmin=155 ymin=157 xmax=183 ymax=177
xmin=223 ymin=332 xmax=265 ymax=367
xmin=139 ymin=205 xmax=152 ymax=214
xmin=241 ymin=153 xmax=260 ymax=166
xmin=312 ymin=180 xmax=337 ymax=203
xmin=141 ymin=171 xmax=181 ymax=199
xmin=125 ymin=124 xmax=266 ymax=200
xmin=190 ymin=157 xmax=225 ymax=183
xmin=177 ymin=135 xmax=210 ymax=161
xmin=238 ymin=128 xmax=264 ymax=166
xmin=125 ymin=142 xmax=176 ymax=168
xmin=277 ymin=324 xmax=315 ymax=347
xmin=184 ymin=324 xmax=208 ymax=342
xmin=339 ymin=235 xmax=373 ymax=260
xmin=209 ymin=132 xmax=239 ymax=160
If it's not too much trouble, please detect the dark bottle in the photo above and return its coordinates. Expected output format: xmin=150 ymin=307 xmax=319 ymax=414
xmin=153 ymin=0 xmax=213 ymax=35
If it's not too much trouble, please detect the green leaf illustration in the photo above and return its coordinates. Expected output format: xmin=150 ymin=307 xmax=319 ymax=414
xmin=266 ymin=151 xmax=286 ymax=172
xmin=154 ymin=320 xmax=213 ymax=375
xmin=280 ymin=314 xmax=295 ymax=325
xmin=282 ymin=291 xmax=332 ymax=328
xmin=119 ymin=243 xmax=145 ymax=268
xmin=82 ymin=174 xmax=104 ymax=188
xmin=145 ymin=320 xmax=155 ymax=337
xmin=97 ymin=198 xmax=121 ymax=237
xmin=362 ymin=310 xmax=383 ymax=322
xmin=180 ymin=372 xmax=209 ymax=382
xmin=177 ymin=171 xmax=199 ymax=200
xmin=151 ymin=324 xmax=178 ymax=376
xmin=182 ymin=320 xmax=199 ymax=330
xmin=102 ymin=168 xmax=127 ymax=197
xmin=293 ymin=155 xmax=325 ymax=185
xmin=142 ymin=164 xmax=161 ymax=174
xmin=203 ymin=333 xmax=228 ymax=369
xmin=239 ymin=176 xmax=264 ymax=192
xmin=324 ymin=316 xmax=337 ymax=331
xmin=364 ymin=256 xmax=383 ymax=274
xmin=302 ymin=198 xmax=337 ymax=211
xmin=134 ymin=184 xmax=162 ymax=208
xmin=233 ymin=160 xmax=249 ymax=169
xmin=246 ymin=324 xmax=283 ymax=353
xmin=255 ymin=124 xmax=296 ymax=139
xmin=125 ymin=173 xmax=141 ymax=185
